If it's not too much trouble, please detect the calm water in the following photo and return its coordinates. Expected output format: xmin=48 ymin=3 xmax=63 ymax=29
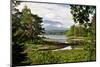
xmin=43 ymin=35 xmax=67 ymax=43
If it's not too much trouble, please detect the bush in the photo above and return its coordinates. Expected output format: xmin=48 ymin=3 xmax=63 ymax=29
xmin=67 ymin=37 xmax=85 ymax=45
xmin=30 ymin=50 xmax=61 ymax=64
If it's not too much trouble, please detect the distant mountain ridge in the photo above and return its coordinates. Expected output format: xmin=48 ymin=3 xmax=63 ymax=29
xmin=43 ymin=20 xmax=66 ymax=31
xmin=44 ymin=29 xmax=67 ymax=35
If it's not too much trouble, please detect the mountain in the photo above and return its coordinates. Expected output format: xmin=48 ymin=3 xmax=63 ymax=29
xmin=43 ymin=20 xmax=66 ymax=31
xmin=44 ymin=29 xmax=66 ymax=35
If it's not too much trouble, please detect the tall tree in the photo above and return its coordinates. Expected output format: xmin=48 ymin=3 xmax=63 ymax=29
xmin=12 ymin=3 xmax=44 ymax=65
xmin=70 ymin=5 xmax=95 ymax=26
xmin=20 ymin=6 xmax=44 ymax=42
xmin=70 ymin=5 xmax=96 ymax=61
xmin=12 ymin=0 xmax=32 ymax=66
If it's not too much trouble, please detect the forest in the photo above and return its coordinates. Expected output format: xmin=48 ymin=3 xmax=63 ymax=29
xmin=12 ymin=0 xmax=96 ymax=66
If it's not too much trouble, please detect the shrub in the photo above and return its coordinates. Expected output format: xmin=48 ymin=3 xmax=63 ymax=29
xmin=30 ymin=50 xmax=61 ymax=64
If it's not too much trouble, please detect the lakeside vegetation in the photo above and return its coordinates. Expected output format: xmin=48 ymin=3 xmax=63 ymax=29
xmin=12 ymin=0 xmax=96 ymax=66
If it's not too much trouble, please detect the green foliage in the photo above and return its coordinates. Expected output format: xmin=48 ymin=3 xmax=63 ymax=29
xmin=12 ymin=5 xmax=44 ymax=43
xmin=68 ymin=5 xmax=96 ymax=43
xmin=12 ymin=1 xmax=96 ymax=65
xmin=12 ymin=43 xmax=32 ymax=66
xmin=21 ymin=6 xmax=32 ymax=24
xmin=12 ymin=0 xmax=32 ymax=66
xmin=83 ymin=14 xmax=96 ymax=61
xmin=88 ymin=14 xmax=96 ymax=40
xmin=70 ymin=5 xmax=95 ymax=27
xmin=83 ymin=41 xmax=96 ymax=61
xmin=19 ymin=6 xmax=44 ymax=42
xmin=54 ymin=50 xmax=95 ymax=62
xmin=64 ymin=5 xmax=96 ymax=62
xmin=65 ymin=25 xmax=75 ymax=36
xmin=12 ymin=1 xmax=44 ymax=66
xmin=26 ymin=49 xmax=96 ymax=64
xmin=30 ymin=51 xmax=61 ymax=64
xmin=66 ymin=5 xmax=96 ymax=45
xmin=24 ymin=42 xmax=96 ymax=64
xmin=66 ymin=25 xmax=87 ymax=37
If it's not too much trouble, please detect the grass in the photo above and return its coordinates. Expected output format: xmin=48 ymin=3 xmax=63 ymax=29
xmin=52 ymin=49 xmax=96 ymax=62
xmin=22 ymin=41 xmax=96 ymax=65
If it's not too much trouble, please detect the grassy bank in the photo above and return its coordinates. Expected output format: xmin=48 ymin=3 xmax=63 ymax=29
xmin=22 ymin=41 xmax=96 ymax=65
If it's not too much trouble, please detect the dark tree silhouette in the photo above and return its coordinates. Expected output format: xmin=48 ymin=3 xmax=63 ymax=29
xmin=12 ymin=0 xmax=32 ymax=66
xmin=70 ymin=5 xmax=95 ymax=26
xmin=70 ymin=5 xmax=96 ymax=61
xmin=12 ymin=0 xmax=44 ymax=66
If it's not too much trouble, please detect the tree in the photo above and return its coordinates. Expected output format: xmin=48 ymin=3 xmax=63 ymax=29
xmin=12 ymin=1 xmax=45 ymax=65
xmin=66 ymin=25 xmax=75 ymax=36
xmin=12 ymin=0 xmax=32 ymax=66
xmin=88 ymin=14 xmax=96 ymax=39
xmin=69 ymin=5 xmax=96 ymax=37
xmin=66 ymin=25 xmax=87 ymax=37
xmin=70 ymin=5 xmax=96 ymax=61
xmin=70 ymin=5 xmax=95 ymax=27
xmin=20 ymin=6 xmax=44 ymax=43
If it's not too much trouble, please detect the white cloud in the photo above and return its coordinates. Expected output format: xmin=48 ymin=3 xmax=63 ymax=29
xmin=16 ymin=2 xmax=74 ymax=28
xmin=56 ymin=24 xmax=62 ymax=28
xmin=44 ymin=13 xmax=57 ymax=19
xmin=43 ymin=23 xmax=50 ymax=27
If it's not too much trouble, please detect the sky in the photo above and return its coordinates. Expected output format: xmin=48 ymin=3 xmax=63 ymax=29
xmin=17 ymin=2 xmax=74 ymax=30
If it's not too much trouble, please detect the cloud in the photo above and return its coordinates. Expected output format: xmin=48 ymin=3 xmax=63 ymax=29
xmin=16 ymin=2 xmax=74 ymax=29
xmin=56 ymin=24 xmax=62 ymax=28
xmin=43 ymin=23 xmax=50 ymax=27
xmin=44 ymin=13 xmax=57 ymax=19
xmin=43 ymin=20 xmax=65 ymax=30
